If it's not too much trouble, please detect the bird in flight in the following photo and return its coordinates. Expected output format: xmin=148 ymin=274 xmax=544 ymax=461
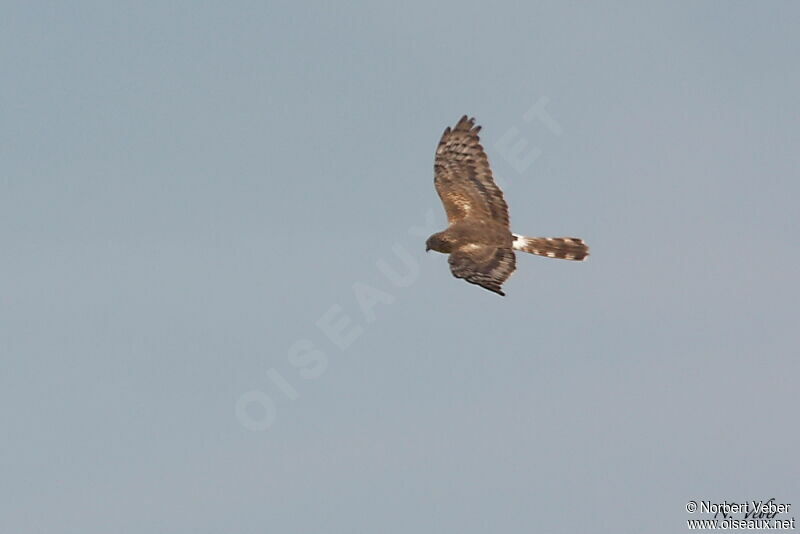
xmin=426 ymin=115 xmax=589 ymax=296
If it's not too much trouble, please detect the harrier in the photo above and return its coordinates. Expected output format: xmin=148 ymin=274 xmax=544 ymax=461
xmin=426 ymin=115 xmax=589 ymax=296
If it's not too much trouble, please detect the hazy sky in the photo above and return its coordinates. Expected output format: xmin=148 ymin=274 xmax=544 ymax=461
xmin=2 ymin=2 xmax=799 ymax=533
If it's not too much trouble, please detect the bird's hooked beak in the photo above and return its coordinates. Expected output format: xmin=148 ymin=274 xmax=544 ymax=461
xmin=425 ymin=245 xmax=430 ymax=252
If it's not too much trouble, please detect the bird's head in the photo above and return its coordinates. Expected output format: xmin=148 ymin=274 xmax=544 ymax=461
xmin=425 ymin=232 xmax=452 ymax=253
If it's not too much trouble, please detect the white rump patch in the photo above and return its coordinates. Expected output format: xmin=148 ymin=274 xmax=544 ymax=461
xmin=512 ymin=234 xmax=530 ymax=251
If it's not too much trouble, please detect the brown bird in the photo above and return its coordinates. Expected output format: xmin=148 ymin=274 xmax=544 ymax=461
xmin=426 ymin=115 xmax=589 ymax=296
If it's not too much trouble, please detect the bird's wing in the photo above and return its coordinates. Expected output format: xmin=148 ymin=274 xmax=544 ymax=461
xmin=434 ymin=116 xmax=510 ymax=227
xmin=448 ymin=244 xmax=516 ymax=296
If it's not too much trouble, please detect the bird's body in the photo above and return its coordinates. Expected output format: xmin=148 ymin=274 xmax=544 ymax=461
xmin=427 ymin=115 xmax=589 ymax=296
xmin=427 ymin=219 xmax=512 ymax=254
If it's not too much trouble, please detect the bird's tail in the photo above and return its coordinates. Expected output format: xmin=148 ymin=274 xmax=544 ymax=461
xmin=512 ymin=234 xmax=589 ymax=261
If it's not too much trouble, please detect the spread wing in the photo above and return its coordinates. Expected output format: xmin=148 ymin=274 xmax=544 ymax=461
xmin=448 ymin=245 xmax=516 ymax=296
xmin=434 ymin=116 xmax=510 ymax=227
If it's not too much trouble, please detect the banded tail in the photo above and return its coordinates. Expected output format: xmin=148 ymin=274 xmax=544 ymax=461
xmin=512 ymin=234 xmax=589 ymax=261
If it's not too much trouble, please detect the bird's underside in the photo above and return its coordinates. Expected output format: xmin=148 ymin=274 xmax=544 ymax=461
xmin=427 ymin=115 xmax=589 ymax=296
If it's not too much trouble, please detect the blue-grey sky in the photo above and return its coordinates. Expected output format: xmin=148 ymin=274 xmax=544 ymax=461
xmin=2 ymin=2 xmax=799 ymax=533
